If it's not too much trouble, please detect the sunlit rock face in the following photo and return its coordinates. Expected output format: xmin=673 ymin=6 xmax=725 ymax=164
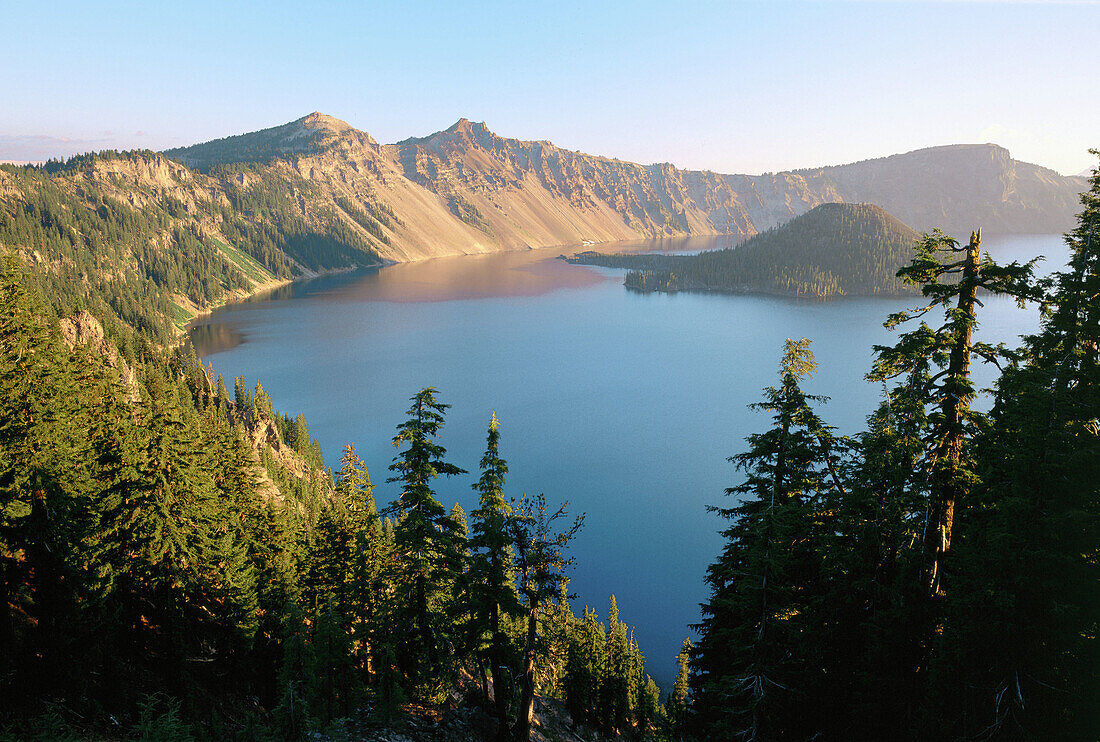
xmin=163 ymin=114 xmax=1087 ymax=263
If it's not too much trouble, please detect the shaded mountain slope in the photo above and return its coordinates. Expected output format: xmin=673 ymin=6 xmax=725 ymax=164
xmin=163 ymin=111 xmax=358 ymax=169
xmin=805 ymin=143 xmax=1085 ymax=235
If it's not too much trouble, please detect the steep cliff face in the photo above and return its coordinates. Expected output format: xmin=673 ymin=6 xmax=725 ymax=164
xmin=5 ymin=113 xmax=1084 ymax=328
xmin=389 ymin=119 xmax=835 ymax=247
xmin=161 ymin=113 xmax=1087 ymax=265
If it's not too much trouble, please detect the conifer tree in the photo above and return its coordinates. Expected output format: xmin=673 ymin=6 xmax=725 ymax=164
xmin=816 ymin=372 xmax=930 ymax=738
xmin=564 ymin=605 xmax=605 ymax=729
xmin=666 ymin=638 xmax=693 ymax=740
xmin=691 ymin=338 xmax=837 ymax=741
xmin=385 ymin=388 xmax=467 ymax=688
xmin=0 ymin=258 xmax=101 ymax=695
xmin=336 ymin=444 xmax=387 ymax=687
xmin=869 ymin=229 xmax=1039 ymax=596
xmin=469 ymin=413 xmax=522 ymax=738
xmin=273 ymin=600 xmax=314 ymax=740
xmin=336 ymin=443 xmax=375 ymax=518
xmin=636 ymin=673 xmax=662 ymax=735
xmin=928 ymin=154 xmax=1100 ymax=739
xmin=599 ymin=595 xmax=632 ymax=734
xmin=508 ymin=493 xmax=582 ymax=741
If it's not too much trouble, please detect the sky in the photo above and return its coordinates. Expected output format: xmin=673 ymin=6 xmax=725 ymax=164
xmin=1 ymin=0 xmax=1097 ymax=175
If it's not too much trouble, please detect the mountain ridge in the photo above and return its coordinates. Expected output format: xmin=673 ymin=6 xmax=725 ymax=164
xmin=160 ymin=112 xmax=1086 ymax=263
xmin=1 ymin=115 xmax=1087 ymax=341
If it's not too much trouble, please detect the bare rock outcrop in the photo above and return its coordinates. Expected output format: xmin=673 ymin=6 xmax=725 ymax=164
xmin=58 ymin=310 xmax=140 ymax=403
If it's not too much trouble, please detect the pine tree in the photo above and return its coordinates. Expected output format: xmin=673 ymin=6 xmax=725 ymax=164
xmin=666 ymin=638 xmax=693 ymax=740
xmin=636 ymin=673 xmax=662 ymax=735
xmin=869 ymin=229 xmax=1040 ymax=596
xmin=508 ymin=493 xmax=582 ymax=741
xmin=468 ymin=413 xmax=522 ymax=739
xmin=0 ymin=257 xmax=102 ymax=697
xmin=691 ymin=338 xmax=837 ymax=741
xmin=336 ymin=444 xmax=387 ymax=688
xmin=336 ymin=443 xmax=375 ymax=518
xmin=927 ymin=154 xmax=1100 ymax=740
xmin=816 ymin=372 xmax=930 ymax=738
xmin=273 ymin=600 xmax=314 ymax=740
xmin=564 ymin=605 xmax=605 ymax=729
xmin=384 ymin=388 xmax=467 ymax=689
xmin=599 ymin=595 xmax=632 ymax=734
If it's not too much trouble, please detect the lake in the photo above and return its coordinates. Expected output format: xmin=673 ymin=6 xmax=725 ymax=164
xmin=190 ymin=233 xmax=1067 ymax=689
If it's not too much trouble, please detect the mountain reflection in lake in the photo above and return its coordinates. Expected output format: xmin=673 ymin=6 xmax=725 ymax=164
xmin=189 ymin=233 xmax=1067 ymax=688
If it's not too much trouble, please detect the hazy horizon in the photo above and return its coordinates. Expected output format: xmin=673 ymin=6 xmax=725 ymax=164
xmin=2 ymin=0 xmax=1097 ymax=176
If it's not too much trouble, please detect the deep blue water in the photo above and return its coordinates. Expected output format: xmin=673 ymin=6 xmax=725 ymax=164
xmin=190 ymin=233 xmax=1067 ymax=689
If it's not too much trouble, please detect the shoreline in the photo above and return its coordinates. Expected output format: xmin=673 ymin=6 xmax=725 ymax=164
xmin=176 ymin=263 xmax=376 ymax=347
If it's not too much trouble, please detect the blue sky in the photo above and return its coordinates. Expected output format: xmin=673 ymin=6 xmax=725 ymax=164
xmin=1 ymin=0 xmax=1096 ymax=174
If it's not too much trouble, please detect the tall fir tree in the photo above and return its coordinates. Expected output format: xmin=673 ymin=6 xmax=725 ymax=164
xmin=508 ymin=493 xmax=582 ymax=741
xmin=927 ymin=153 xmax=1100 ymax=740
xmin=468 ymin=413 xmax=522 ymax=739
xmin=385 ymin=388 xmax=467 ymax=690
xmin=666 ymin=638 xmax=693 ymax=741
xmin=691 ymin=338 xmax=838 ymax=741
xmin=869 ymin=229 xmax=1040 ymax=596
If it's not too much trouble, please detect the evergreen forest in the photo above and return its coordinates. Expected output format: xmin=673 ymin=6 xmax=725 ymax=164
xmin=0 ymin=152 xmax=383 ymax=353
xmin=0 ymin=152 xmax=1096 ymax=741
xmin=570 ymin=202 xmax=923 ymax=298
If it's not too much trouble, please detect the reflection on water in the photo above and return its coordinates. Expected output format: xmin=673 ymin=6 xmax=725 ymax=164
xmin=189 ymin=238 xmax=732 ymax=354
xmin=188 ymin=322 xmax=245 ymax=356
xmin=187 ymin=233 xmax=1068 ymax=687
xmin=190 ymin=232 xmax=1059 ymax=356
xmin=341 ymin=249 xmax=604 ymax=303
xmin=298 ymin=237 xmax=737 ymax=304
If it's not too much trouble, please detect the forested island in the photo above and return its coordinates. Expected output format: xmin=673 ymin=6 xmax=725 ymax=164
xmin=0 ymin=139 xmax=1096 ymax=742
xmin=568 ymin=202 xmax=923 ymax=298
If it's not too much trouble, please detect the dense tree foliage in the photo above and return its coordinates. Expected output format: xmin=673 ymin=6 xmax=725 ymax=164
xmin=2 ymin=146 xmax=1095 ymax=741
xmin=0 ymin=252 xmax=664 ymax=739
xmin=570 ymin=202 xmax=922 ymax=298
xmin=0 ymin=153 xmax=380 ymax=353
xmin=688 ymin=158 xmax=1099 ymax=740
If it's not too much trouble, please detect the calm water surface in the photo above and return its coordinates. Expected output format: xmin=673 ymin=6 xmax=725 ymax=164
xmin=190 ymin=234 xmax=1067 ymax=688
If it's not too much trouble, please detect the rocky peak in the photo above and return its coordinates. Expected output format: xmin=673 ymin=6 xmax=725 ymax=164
xmin=399 ymin=118 xmax=503 ymax=156
xmin=446 ymin=118 xmax=490 ymax=137
xmin=163 ymin=112 xmax=376 ymax=169
xmin=298 ymin=111 xmax=355 ymax=135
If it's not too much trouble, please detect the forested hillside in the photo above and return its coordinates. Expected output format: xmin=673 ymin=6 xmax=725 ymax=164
xmin=0 ymin=151 xmax=380 ymax=349
xmin=570 ymin=202 xmax=922 ymax=298
xmin=1 ymin=117 xmax=1096 ymax=741
xmin=687 ymin=158 xmax=1099 ymax=741
xmin=0 ymin=134 xmax=673 ymax=742
xmin=0 ymin=116 xmax=1085 ymax=339
xmin=0 ymin=250 xmax=667 ymax=739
